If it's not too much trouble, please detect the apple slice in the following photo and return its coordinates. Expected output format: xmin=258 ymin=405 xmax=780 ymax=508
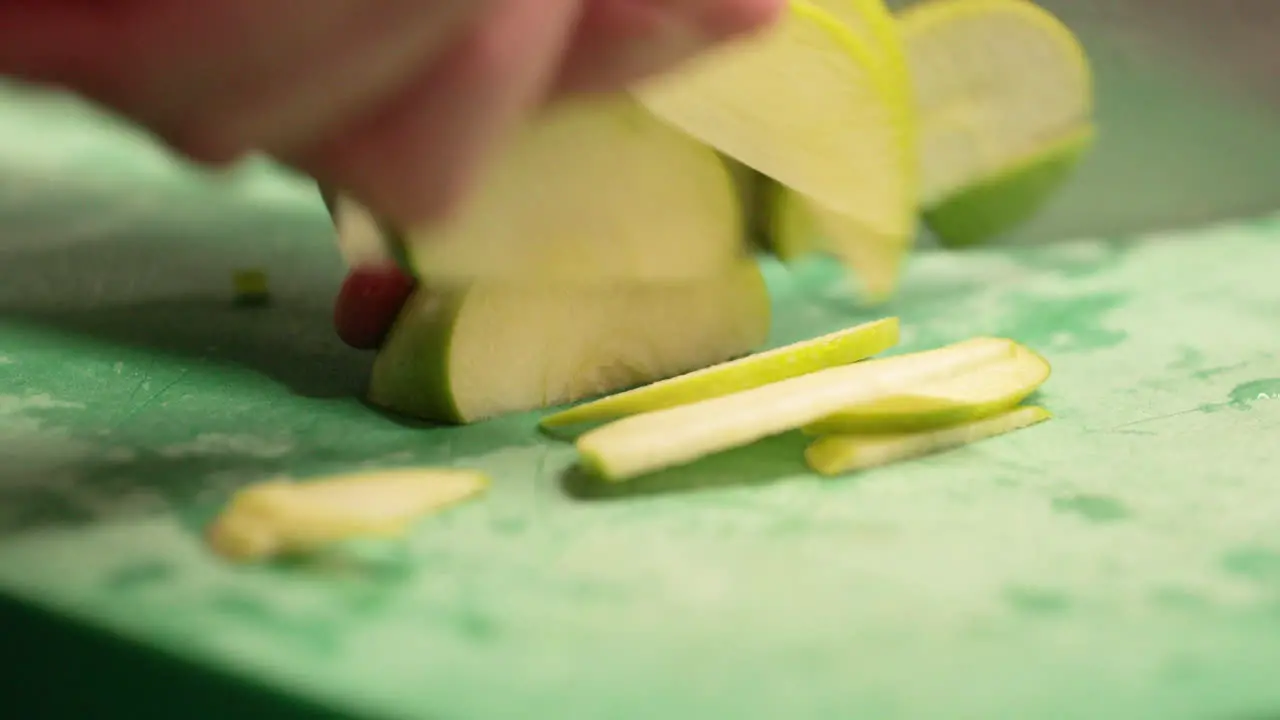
xmin=783 ymin=0 xmax=921 ymax=301
xmin=539 ymin=317 xmax=899 ymax=431
xmin=654 ymin=0 xmax=919 ymax=300
xmin=635 ymin=0 xmax=914 ymax=240
xmin=368 ymin=260 xmax=771 ymax=424
xmin=348 ymin=96 xmax=746 ymax=283
xmin=576 ymin=337 xmax=1021 ymax=481
xmin=206 ymin=468 xmax=489 ymax=562
xmin=899 ymin=0 xmax=1093 ymax=245
xmin=804 ymin=339 xmax=1049 ymax=433
xmin=805 ymin=405 xmax=1051 ymax=476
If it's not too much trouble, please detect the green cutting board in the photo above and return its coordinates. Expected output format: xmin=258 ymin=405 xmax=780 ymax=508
xmin=3 ymin=84 xmax=1280 ymax=720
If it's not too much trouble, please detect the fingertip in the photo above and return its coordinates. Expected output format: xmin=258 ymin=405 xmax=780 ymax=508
xmin=694 ymin=0 xmax=786 ymax=40
xmin=334 ymin=263 xmax=417 ymax=350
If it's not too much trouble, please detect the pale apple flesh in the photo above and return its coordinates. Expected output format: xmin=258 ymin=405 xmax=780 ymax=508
xmin=368 ymin=261 xmax=772 ymax=425
xmin=206 ymin=468 xmax=489 ymax=562
xmin=636 ymin=0 xmax=912 ymax=237
xmin=376 ymin=96 xmax=748 ymax=283
xmin=805 ymin=405 xmax=1051 ymax=476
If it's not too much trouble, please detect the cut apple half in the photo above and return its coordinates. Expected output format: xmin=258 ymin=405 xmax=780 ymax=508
xmin=635 ymin=0 xmax=914 ymax=241
xmin=539 ymin=317 xmax=900 ymax=431
xmin=576 ymin=336 xmax=1022 ymax=481
xmin=368 ymin=260 xmax=771 ymax=424
xmin=805 ymin=405 xmax=1050 ymax=475
xmin=804 ymin=338 xmax=1049 ymax=433
xmin=206 ymin=468 xmax=489 ymax=562
xmin=345 ymin=96 xmax=747 ymax=283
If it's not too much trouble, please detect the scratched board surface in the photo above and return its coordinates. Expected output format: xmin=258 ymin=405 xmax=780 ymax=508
xmin=3 ymin=85 xmax=1280 ymax=720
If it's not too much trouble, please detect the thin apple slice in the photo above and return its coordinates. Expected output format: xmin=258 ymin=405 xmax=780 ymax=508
xmin=359 ymin=96 xmax=745 ymax=283
xmin=804 ymin=340 xmax=1049 ymax=433
xmin=206 ymin=468 xmax=489 ymax=562
xmin=576 ymin=337 xmax=1020 ymax=481
xmin=635 ymin=0 xmax=913 ymax=240
xmin=539 ymin=317 xmax=900 ymax=431
xmin=805 ymin=405 xmax=1051 ymax=476
xmin=684 ymin=0 xmax=918 ymax=299
xmin=369 ymin=260 xmax=771 ymax=424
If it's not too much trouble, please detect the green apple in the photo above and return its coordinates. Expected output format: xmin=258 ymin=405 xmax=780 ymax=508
xmin=367 ymin=261 xmax=772 ymax=424
xmin=805 ymin=405 xmax=1050 ymax=476
xmin=539 ymin=316 xmax=900 ymax=431
xmin=804 ymin=339 xmax=1049 ymax=433
xmin=576 ymin=336 xmax=1025 ymax=481
xmin=924 ymin=126 xmax=1094 ymax=247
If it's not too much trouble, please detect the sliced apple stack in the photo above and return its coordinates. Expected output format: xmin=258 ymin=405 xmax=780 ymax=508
xmin=558 ymin=324 xmax=1052 ymax=481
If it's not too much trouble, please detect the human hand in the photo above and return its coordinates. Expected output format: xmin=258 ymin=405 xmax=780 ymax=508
xmin=0 ymin=0 xmax=782 ymax=224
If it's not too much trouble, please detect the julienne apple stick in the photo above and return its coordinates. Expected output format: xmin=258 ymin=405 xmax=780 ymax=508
xmin=576 ymin=338 xmax=1021 ymax=481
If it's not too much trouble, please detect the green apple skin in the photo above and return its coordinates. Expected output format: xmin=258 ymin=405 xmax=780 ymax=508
xmin=924 ymin=125 xmax=1094 ymax=248
xmin=368 ymin=288 xmax=471 ymax=424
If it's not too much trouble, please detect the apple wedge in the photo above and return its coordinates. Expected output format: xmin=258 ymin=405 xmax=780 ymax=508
xmin=647 ymin=0 xmax=919 ymax=300
xmin=539 ymin=317 xmax=900 ymax=431
xmin=803 ymin=339 xmax=1049 ymax=433
xmin=338 ymin=96 xmax=747 ymax=283
xmin=781 ymin=0 xmax=919 ymax=300
xmin=805 ymin=405 xmax=1051 ymax=476
xmin=368 ymin=260 xmax=771 ymax=424
xmin=899 ymin=0 xmax=1093 ymax=246
xmin=207 ymin=468 xmax=489 ymax=562
xmin=576 ymin=337 xmax=1022 ymax=481
xmin=635 ymin=0 xmax=914 ymax=241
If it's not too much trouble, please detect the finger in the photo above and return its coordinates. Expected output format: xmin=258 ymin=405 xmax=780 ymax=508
xmin=77 ymin=2 xmax=360 ymax=155
xmin=171 ymin=0 xmax=489 ymax=163
xmin=552 ymin=0 xmax=783 ymax=96
xmin=0 ymin=3 xmax=122 ymax=91
xmin=334 ymin=264 xmax=416 ymax=350
xmin=297 ymin=0 xmax=584 ymax=225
